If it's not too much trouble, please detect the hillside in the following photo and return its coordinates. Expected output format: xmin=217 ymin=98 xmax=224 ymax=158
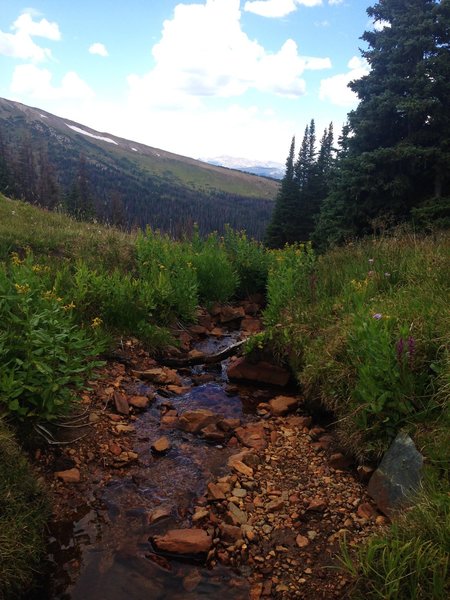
xmin=0 ymin=98 xmax=278 ymax=238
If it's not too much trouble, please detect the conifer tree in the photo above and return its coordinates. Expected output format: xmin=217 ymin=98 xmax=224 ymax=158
xmin=314 ymin=0 xmax=450 ymax=248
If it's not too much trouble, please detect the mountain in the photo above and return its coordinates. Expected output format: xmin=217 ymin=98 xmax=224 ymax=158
xmin=200 ymin=155 xmax=285 ymax=180
xmin=0 ymin=98 xmax=278 ymax=238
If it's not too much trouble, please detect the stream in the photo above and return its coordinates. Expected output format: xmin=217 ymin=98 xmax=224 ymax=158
xmin=38 ymin=333 xmax=278 ymax=599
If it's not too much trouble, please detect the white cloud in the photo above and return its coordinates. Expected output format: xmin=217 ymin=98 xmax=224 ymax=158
xmin=373 ymin=18 xmax=391 ymax=31
xmin=0 ymin=12 xmax=61 ymax=62
xmin=319 ymin=56 xmax=369 ymax=107
xmin=89 ymin=42 xmax=109 ymax=57
xmin=10 ymin=64 xmax=95 ymax=101
xmin=328 ymin=0 xmax=344 ymax=5
xmin=127 ymin=0 xmax=330 ymax=107
xmin=244 ymin=0 xmax=322 ymax=18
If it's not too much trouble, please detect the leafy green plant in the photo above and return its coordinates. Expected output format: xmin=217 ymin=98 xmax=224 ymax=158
xmin=224 ymin=226 xmax=269 ymax=296
xmin=0 ymin=255 xmax=104 ymax=421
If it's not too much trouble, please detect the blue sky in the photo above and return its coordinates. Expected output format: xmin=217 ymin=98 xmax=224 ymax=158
xmin=0 ymin=1 xmax=376 ymax=163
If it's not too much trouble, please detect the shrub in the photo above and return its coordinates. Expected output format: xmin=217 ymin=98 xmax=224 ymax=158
xmin=0 ymin=254 xmax=104 ymax=421
xmin=224 ymin=226 xmax=269 ymax=297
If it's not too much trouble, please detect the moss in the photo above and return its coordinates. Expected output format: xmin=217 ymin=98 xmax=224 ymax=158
xmin=0 ymin=422 xmax=50 ymax=599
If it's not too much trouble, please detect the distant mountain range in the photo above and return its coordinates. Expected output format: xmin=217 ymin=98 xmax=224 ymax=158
xmin=0 ymin=98 xmax=278 ymax=238
xmin=200 ymin=155 xmax=285 ymax=180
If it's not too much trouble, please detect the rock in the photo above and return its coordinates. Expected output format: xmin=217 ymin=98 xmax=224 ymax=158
xmin=192 ymin=508 xmax=209 ymax=523
xmin=166 ymin=385 xmax=189 ymax=395
xmin=357 ymin=465 xmax=375 ymax=482
xmin=178 ymin=409 xmax=217 ymax=434
xmin=188 ymin=349 xmax=205 ymax=360
xmin=227 ymin=502 xmax=248 ymax=525
xmin=201 ymin=423 xmax=227 ymax=442
xmin=217 ymin=418 xmax=241 ymax=432
xmin=208 ymin=482 xmax=226 ymax=501
xmin=151 ymin=436 xmax=171 ymax=453
xmin=266 ymin=498 xmax=284 ymax=511
xmin=189 ymin=324 xmax=208 ymax=335
xmin=220 ymin=305 xmax=246 ymax=323
xmin=329 ymin=452 xmax=352 ymax=470
xmin=241 ymin=317 xmax=262 ymax=333
xmin=306 ymin=498 xmax=327 ymax=512
xmin=55 ymin=468 xmax=81 ymax=483
xmin=134 ymin=367 xmax=181 ymax=386
xmin=368 ymin=432 xmax=424 ymax=517
xmin=152 ymin=529 xmax=212 ymax=554
xmin=232 ymin=488 xmax=247 ymax=498
xmin=183 ymin=569 xmax=202 ymax=592
xmin=227 ymin=455 xmax=254 ymax=478
xmin=219 ymin=524 xmax=242 ymax=542
xmin=268 ymin=395 xmax=299 ymax=416
xmin=109 ymin=442 xmax=122 ymax=456
xmin=357 ymin=502 xmax=377 ymax=520
xmin=160 ymin=415 xmax=178 ymax=428
xmin=227 ymin=357 xmax=290 ymax=386
xmin=113 ymin=391 xmax=129 ymax=415
xmin=295 ymin=535 xmax=310 ymax=548
xmin=235 ymin=422 xmax=267 ymax=450
xmin=128 ymin=395 xmax=150 ymax=409
xmin=148 ymin=506 xmax=172 ymax=524
xmin=115 ymin=423 xmax=135 ymax=433
xmin=250 ymin=583 xmax=263 ymax=600
xmin=211 ymin=327 xmax=224 ymax=337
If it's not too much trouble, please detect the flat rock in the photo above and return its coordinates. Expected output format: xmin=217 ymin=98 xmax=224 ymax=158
xmin=235 ymin=422 xmax=267 ymax=450
xmin=328 ymin=452 xmax=352 ymax=470
xmin=55 ymin=468 xmax=80 ymax=483
xmin=148 ymin=506 xmax=172 ymax=524
xmin=178 ymin=409 xmax=217 ymax=434
xmin=227 ymin=357 xmax=290 ymax=386
xmin=227 ymin=502 xmax=248 ymax=525
xmin=241 ymin=317 xmax=262 ymax=333
xmin=268 ymin=395 xmax=299 ymax=416
xmin=201 ymin=423 xmax=227 ymax=442
xmin=152 ymin=529 xmax=212 ymax=554
xmin=208 ymin=482 xmax=226 ymax=501
xmin=220 ymin=305 xmax=245 ymax=323
xmin=128 ymin=395 xmax=150 ymax=409
xmin=368 ymin=432 xmax=423 ymax=517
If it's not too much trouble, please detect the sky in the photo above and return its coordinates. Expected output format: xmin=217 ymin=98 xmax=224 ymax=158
xmin=0 ymin=0 xmax=377 ymax=164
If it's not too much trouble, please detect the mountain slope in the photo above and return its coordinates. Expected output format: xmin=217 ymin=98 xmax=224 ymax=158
xmin=0 ymin=98 xmax=278 ymax=238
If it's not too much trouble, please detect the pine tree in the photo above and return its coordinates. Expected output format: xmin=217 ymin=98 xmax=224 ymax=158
xmin=314 ymin=0 xmax=450 ymax=248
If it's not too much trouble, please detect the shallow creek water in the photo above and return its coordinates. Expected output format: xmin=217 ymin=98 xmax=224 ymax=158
xmin=42 ymin=335 xmax=276 ymax=599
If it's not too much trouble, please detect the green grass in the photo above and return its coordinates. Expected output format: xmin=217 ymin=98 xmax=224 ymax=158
xmin=0 ymin=422 xmax=50 ymax=599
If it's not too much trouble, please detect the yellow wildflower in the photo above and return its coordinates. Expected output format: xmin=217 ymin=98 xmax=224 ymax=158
xmin=91 ymin=317 xmax=103 ymax=328
xmin=63 ymin=301 xmax=76 ymax=311
xmin=11 ymin=252 xmax=22 ymax=266
xmin=14 ymin=283 xmax=30 ymax=294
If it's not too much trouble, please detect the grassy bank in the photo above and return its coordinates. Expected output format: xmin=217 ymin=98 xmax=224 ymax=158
xmin=259 ymin=230 xmax=449 ymax=598
xmin=0 ymin=422 xmax=50 ymax=598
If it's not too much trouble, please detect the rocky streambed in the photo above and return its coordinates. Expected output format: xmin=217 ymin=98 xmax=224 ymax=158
xmin=31 ymin=304 xmax=385 ymax=599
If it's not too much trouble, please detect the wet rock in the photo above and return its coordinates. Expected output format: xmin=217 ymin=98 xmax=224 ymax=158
xmin=113 ymin=391 xmax=129 ymax=415
xmin=115 ymin=424 xmax=135 ymax=434
xmin=147 ymin=506 xmax=172 ymax=524
xmin=217 ymin=417 xmax=241 ymax=433
xmin=192 ymin=508 xmax=209 ymax=523
xmin=55 ymin=467 xmax=80 ymax=483
xmin=128 ymin=395 xmax=150 ymax=409
xmin=151 ymin=436 xmax=171 ymax=453
xmin=178 ymin=409 xmax=217 ymax=434
xmin=235 ymin=422 xmax=267 ymax=450
xmin=211 ymin=327 xmax=224 ymax=337
xmin=183 ymin=569 xmax=202 ymax=592
xmin=268 ymin=395 xmax=299 ymax=416
xmin=201 ymin=423 xmax=227 ymax=442
xmin=166 ymin=385 xmax=189 ymax=395
xmin=152 ymin=529 xmax=212 ymax=554
xmin=133 ymin=367 xmax=181 ymax=386
xmin=228 ymin=452 xmax=254 ymax=477
xmin=227 ymin=357 xmax=290 ymax=386
xmin=220 ymin=305 xmax=245 ymax=323
xmin=368 ymin=432 xmax=424 ymax=517
xmin=189 ymin=324 xmax=208 ymax=335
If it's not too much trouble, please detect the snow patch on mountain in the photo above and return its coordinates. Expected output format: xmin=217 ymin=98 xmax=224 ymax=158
xmin=66 ymin=124 xmax=118 ymax=145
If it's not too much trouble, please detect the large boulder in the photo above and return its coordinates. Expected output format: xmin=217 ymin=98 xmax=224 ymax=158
xmin=227 ymin=357 xmax=290 ymax=386
xmin=368 ymin=432 xmax=424 ymax=517
xmin=152 ymin=529 xmax=212 ymax=554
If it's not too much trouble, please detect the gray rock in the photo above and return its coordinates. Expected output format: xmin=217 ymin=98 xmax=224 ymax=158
xmin=368 ymin=432 xmax=423 ymax=517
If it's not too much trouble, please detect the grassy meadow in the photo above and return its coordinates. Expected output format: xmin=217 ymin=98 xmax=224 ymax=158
xmin=0 ymin=192 xmax=448 ymax=598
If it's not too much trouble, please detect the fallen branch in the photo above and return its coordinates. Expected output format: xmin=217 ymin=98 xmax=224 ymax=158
xmin=155 ymin=339 xmax=247 ymax=368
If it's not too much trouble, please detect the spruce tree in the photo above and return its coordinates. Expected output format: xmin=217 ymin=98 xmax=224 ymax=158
xmin=314 ymin=0 xmax=450 ymax=248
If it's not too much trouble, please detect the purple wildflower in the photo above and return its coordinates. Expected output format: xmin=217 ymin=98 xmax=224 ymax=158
xmin=372 ymin=313 xmax=382 ymax=320
xmin=408 ymin=336 xmax=416 ymax=368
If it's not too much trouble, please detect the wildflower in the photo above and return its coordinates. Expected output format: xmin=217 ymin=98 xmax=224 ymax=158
xmin=372 ymin=313 xmax=382 ymax=320
xmin=11 ymin=252 xmax=22 ymax=265
xmin=91 ymin=317 xmax=103 ymax=328
xmin=368 ymin=258 xmax=374 ymax=264
xmin=408 ymin=336 xmax=416 ymax=368
xmin=396 ymin=338 xmax=405 ymax=364
xmin=14 ymin=283 xmax=30 ymax=294
xmin=367 ymin=270 xmax=375 ymax=277
xmin=63 ymin=301 xmax=76 ymax=311
xmin=384 ymin=272 xmax=391 ymax=277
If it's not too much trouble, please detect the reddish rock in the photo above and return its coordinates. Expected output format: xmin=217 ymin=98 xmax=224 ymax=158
xmin=207 ymin=482 xmax=226 ymax=501
xmin=201 ymin=423 xmax=227 ymax=442
xmin=220 ymin=305 xmax=246 ymax=323
xmin=357 ymin=502 xmax=378 ymax=520
xmin=241 ymin=317 xmax=262 ymax=333
xmin=329 ymin=452 xmax=353 ymax=470
xmin=178 ymin=409 xmax=217 ymax=434
xmin=151 ymin=436 xmax=171 ymax=453
xmin=183 ymin=570 xmax=202 ymax=593
xmin=55 ymin=468 xmax=80 ymax=483
xmin=160 ymin=415 xmax=178 ymax=428
xmin=235 ymin=422 xmax=267 ymax=451
xmin=227 ymin=357 xmax=290 ymax=386
xmin=109 ymin=442 xmax=122 ymax=456
xmin=128 ymin=395 xmax=150 ymax=409
xmin=357 ymin=465 xmax=375 ymax=482
xmin=134 ymin=367 xmax=181 ymax=386
xmin=113 ymin=391 xmax=129 ymax=415
xmin=306 ymin=498 xmax=327 ymax=512
xmin=152 ymin=529 xmax=212 ymax=554
xmin=219 ymin=524 xmax=242 ymax=542
xmin=217 ymin=418 xmax=241 ymax=433
xmin=211 ymin=327 xmax=224 ymax=337
xmin=295 ymin=534 xmax=310 ymax=548
xmin=189 ymin=324 xmax=207 ymax=335
xmin=147 ymin=506 xmax=172 ymax=524
xmin=268 ymin=395 xmax=299 ymax=416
